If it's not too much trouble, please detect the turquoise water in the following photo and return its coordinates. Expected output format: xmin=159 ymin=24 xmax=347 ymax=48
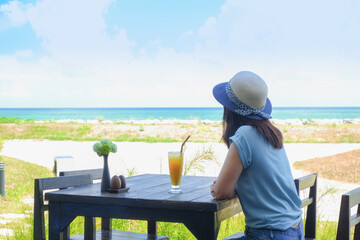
xmin=0 ymin=107 xmax=360 ymax=121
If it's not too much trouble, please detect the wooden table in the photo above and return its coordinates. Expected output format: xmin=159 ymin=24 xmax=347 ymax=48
xmin=45 ymin=174 xmax=242 ymax=240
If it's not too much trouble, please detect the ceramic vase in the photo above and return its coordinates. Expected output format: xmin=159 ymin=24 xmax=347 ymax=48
xmin=101 ymin=154 xmax=110 ymax=192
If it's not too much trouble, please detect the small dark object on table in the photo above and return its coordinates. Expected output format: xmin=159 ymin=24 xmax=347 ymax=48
xmin=107 ymin=187 xmax=130 ymax=193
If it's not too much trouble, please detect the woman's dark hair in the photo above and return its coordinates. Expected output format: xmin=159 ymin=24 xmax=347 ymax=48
xmin=221 ymin=107 xmax=283 ymax=149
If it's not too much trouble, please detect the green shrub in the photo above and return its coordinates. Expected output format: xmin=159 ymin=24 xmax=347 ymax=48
xmin=0 ymin=116 xmax=34 ymax=124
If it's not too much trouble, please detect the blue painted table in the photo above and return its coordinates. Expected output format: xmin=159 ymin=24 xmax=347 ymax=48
xmin=45 ymin=174 xmax=242 ymax=240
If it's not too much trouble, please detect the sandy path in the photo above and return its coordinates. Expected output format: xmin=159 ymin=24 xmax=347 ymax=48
xmin=1 ymin=140 xmax=360 ymax=221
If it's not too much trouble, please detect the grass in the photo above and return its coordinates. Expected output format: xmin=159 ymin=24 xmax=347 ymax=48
xmin=0 ymin=122 xmax=181 ymax=142
xmin=0 ymin=123 xmax=94 ymax=141
xmin=1 ymin=120 xmax=360 ymax=143
xmin=183 ymin=145 xmax=218 ymax=176
xmin=0 ymin=155 xmax=55 ymax=239
xmin=0 ymin=117 xmax=34 ymax=124
xmin=278 ymin=124 xmax=360 ymax=143
xmin=113 ymin=134 xmax=178 ymax=143
xmin=293 ymin=148 xmax=360 ymax=183
xmin=0 ymin=156 xmax=54 ymax=215
xmin=68 ymin=216 xmax=245 ymax=240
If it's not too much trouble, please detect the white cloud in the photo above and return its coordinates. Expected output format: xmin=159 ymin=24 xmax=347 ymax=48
xmin=0 ymin=0 xmax=359 ymax=107
xmin=15 ymin=49 xmax=33 ymax=58
xmin=198 ymin=17 xmax=217 ymax=39
xmin=0 ymin=0 xmax=28 ymax=26
xmin=24 ymin=0 xmax=134 ymax=62
xmin=191 ymin=0 xmax=360 ymax=106
xmin=196 ymin=0 xmax=360 ymax=58
xmin=0 ymin=82 xmax=28 ymax=98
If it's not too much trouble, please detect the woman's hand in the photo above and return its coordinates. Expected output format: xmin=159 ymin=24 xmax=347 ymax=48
xmin=210 ymin=180 xmax=216 ymax=198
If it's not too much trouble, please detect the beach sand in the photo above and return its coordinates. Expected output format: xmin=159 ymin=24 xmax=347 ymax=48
xmin=1 ymin=140 xmax=360 ymax=221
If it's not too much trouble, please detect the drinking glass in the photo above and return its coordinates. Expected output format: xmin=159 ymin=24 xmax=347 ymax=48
xmin=168 ymin=151 xmax=184 ymax=193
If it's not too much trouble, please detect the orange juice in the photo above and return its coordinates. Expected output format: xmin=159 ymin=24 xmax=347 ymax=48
xmin=168 ymin=152 xmax=184 ymax=186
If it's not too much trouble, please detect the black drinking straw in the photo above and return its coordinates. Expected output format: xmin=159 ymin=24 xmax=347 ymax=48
xmin=180 ymin=135 xmax=191 ymax=153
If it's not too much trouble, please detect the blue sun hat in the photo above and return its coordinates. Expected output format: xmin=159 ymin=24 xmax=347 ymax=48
xmin=213 ymin=71 xmax=272 ymax=120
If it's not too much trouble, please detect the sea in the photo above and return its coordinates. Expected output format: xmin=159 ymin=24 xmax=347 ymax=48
xmin=1 ymin=107 xmax=360 ymax=121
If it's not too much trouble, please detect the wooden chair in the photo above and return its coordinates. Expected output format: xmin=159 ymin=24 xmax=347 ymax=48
xmin=59 ymin=169 xmax=114 ymax=235
xmin=336 ymin=187 xmax=360 ymax=240
xmin=294 ymin=173 xmax=317 ymax=240
xmin=59 ymin=168 xmax=103 ymax=179
xmin=34 ymin=173 xmax=169 ymax=240
xmin=34 ymin=174 xmax=93 ymax=240
xmin=223 ymin=173 xmax=317 ymax=240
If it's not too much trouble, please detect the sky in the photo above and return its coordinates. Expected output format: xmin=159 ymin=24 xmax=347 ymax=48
xmin=0 ymin=0 xmax=359 ymax=108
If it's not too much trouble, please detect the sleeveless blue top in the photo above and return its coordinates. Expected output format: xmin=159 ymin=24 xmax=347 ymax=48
xmin=229 ymin=126 xmax=302 ymax=230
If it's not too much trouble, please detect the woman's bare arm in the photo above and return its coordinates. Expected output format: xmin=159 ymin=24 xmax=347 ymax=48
xmin=211 ymin=143 xmax=243 ymax=200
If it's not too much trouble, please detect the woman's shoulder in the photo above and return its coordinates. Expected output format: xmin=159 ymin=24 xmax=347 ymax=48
xmin=231 ymin=126 xmax=255 ymax=140
xmin=235 ymin=125 xmax=255 ymax=135
xmin=233 ymin=125 xmax=263 ymax=142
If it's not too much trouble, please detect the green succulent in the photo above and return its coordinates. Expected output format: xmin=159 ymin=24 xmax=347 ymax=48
xmin=93 ymin=139 xmax=117 ymax=157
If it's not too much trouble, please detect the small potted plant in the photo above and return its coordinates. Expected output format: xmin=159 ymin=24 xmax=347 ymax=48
xmin=93 ymin=139 xmax=117 ymax=192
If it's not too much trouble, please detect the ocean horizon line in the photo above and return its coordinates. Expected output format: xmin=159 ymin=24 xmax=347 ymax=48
xmin=1 ymin=106 xmax=360 ymax=109
xmin=1 ymin=107 xmax=360 ymax=121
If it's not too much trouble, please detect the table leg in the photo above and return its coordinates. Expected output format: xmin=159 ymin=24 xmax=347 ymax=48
xmin=148 ymin=220 xmax=157 ymax=235
xmin=183 ymin=212 xmax=220 ymax=240
xmin=102 ymin=217 xmax=112 ymax=230
xmin=60 ymin=226 xmax=70 ymax=240
xmin=101 ymin=218 xmax=112 ymax=239
xmin=48 ymin=202 xmax=62 ymax=240
xmin=84 ymin=217 xmax=96 ymax=239
xmin=48 ymin=202 xmax=76 ymax=240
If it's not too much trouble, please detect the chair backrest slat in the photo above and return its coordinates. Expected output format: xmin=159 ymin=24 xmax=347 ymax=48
xmin=59 ymin=168 xmax=103 ymax=180
xmin=40 ymin=174 xmax=93 ymax=190
xmin=351 ymin=213 xmax=360 ymax=228
xmin=294 ymin=173 xmax=317 ymax=240
xmin=34 ymin=174 xmax=93 ymax=240
xmin=295 ymin=173 xmax=317 ymax=193
xmin=345 ymin=188 xmax=360 ymax=208
xmin=337 ymin=187 xmax=360 ymax=240
xmin=301 ymin=197 xmax=313 ymax=208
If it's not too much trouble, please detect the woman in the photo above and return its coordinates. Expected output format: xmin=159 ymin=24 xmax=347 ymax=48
xmin=211 ymin=71 xmax=304 ymax=240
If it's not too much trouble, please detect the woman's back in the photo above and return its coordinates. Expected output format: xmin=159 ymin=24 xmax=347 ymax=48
xmin=230 ymin=126 xmax=302 ymax=230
